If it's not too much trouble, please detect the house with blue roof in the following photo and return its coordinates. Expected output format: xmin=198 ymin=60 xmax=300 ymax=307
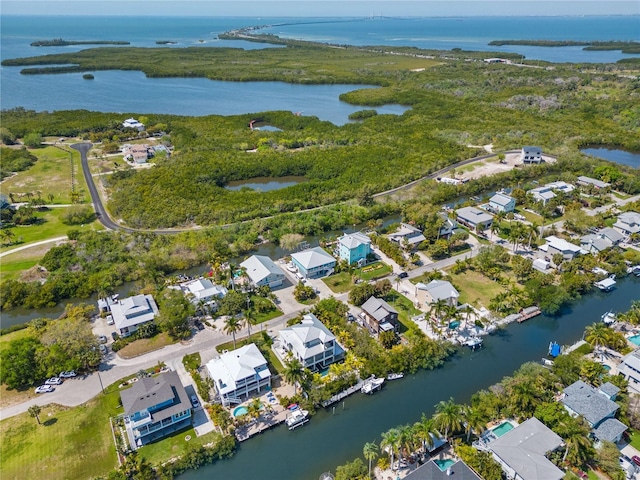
xmin=337 ymin=232 xmax=371 ymax=265
xmin=291 ymin=247 xmax=336 ymax=279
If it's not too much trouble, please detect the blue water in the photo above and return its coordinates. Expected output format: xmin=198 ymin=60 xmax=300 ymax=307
xmin=628 ymin=334 xmax=640 ymax=346
xmin=582 ymin=148 xmax=640 ymax=169
xmin=233 ymin=406 xmax=249 ymax=417
xmin=492 ymin=421 xmax=514 ymax=437
xmin=434 ymin=458 xmax=456 ymax=471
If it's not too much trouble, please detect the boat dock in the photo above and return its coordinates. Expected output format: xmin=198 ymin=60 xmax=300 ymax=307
xmin=235 ymin=409 xmax=288 ymax=442
xmin=321 ymin=379 xmax=365 ymax=408
xmin=517 ymin=306 xmax=542 ymax=323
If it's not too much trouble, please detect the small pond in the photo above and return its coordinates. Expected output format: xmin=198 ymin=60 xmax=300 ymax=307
xmin=225 ymin=176 xmax=308 ymax=192
xmin=581 ymin=147 xmax=640 ymax=169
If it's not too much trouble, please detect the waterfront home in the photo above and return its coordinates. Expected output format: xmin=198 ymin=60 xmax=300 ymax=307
xmin=404 ymin=459 xmax=481 ymax=480
xmin=121 ymin=370 xmax=192 ymax=447
xmin=275 ymin=313 xmax=345 ymax=372
xmin=580 ymin=227 xmax=624 ymax=254
xmin=617 ymin=348 xmax=640 ymax=387
xmin=539 ymin=236 xmax=586 ymax=262
xmin=437 ymin=213 xmax=458 ymax=239
xmin=577 ymin=175 xmax=611 ymax=190
xmin=240 ymin=255 xmax=286 ymax=289
xmin=122 ymin=117 xmax=145 ymax=131
xmin=520 ymin=146 xmax=543 ymax=164
xmin=613 ymin=211 xmax=640 ymax=236
xmin=122 ymin=144 xmax=152 ymax=164
xmin=291 ymin=247 xmax=336 ymax=279
xmin=110 ymin=294 xmax=159 ymax=337
xmin=178 ymin=278 xmax=227 ymax=307
xmin=360 ymin=296 xmax=400 ymax=335
xmin=528 ymin=185 xmax=556 ymax=205
xmin=488 ymin=193 xmax=516 ymax=213
xmin=337 ymin=232 xmax=371 ymax=265
xmin=560 ymin=380 xmax=627 ymax=443
xmin=532 ymin=258 xmax=552 ymax=273
xmin=415 ymin=280 xmax=459 ymax=308
xmin=484 ymin=417 xmax=564 ymax=480
xmin=456 ymin=206 xmax=493 ymax=232
xmin=546 ymin=180 xmax=576 ymax=195
xmin=206 ymin=343 xmax=272 ymax=406
xmin=387 ymin=222 xmax=426 ymax=249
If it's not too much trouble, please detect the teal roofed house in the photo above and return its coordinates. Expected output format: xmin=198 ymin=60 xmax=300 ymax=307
xmin=291 ymin=247 xmax=336 ymax=279
xmin=337 ymin=232 xmax=371 ymax=265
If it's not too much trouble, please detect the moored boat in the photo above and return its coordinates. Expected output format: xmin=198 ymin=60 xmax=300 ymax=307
xmin=386 ymin=372 xmax=404 ymax=381
xmin=548 ymin=341 xmax=561 ymax=358
xmin=286 ymin=408 xmax=309 ymax=430
xmin=601 ymin=311 xmax=617 ymax=325
xmin=464 ymin=336 xmax=483 ymax=349
xmin=361 ymin=376 xmax=385 ymax=394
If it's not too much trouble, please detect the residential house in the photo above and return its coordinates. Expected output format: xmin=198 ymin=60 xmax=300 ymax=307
xmin=489 ymin=193 xmax=516 ymax=213
xmin=404 ymin=459 xmax=481 ymax=480
xmin=275 ymin=313 xmax=345 ymax=372
xmin=580 ymin=227 xmax=624 ymax=254
xmin=360 ymin=296 xmax=399 ymax=335
xmin=388 ymin=223 xmax=426 ymax=249
xmin=528 ymin=186 xmax=556 ymax=205
xmin=415 ymin=280 xmax=459 ymax=308
xmin=206 ymin=343 xmax=272 ymax=406
xmin=180 ymin=278 xmax=227 ymax=307
xmin=110 ymin=294 xmax=159 ymax=337
xmin=561 ymin=380 xmax=627 ymax=443
xmin=121 ymin=370 xmax=192 ymax=446
xmin=437 ymin=213 xmax=458 ymax=239
xmin=337 ymin=232 xmax=371 ymax=265
xmin=123 ymin=144 xmax=152 ymax=164
xmin=520 ymin=146 xmax=543 ymax=164
xmin=546 ymin=181 xmax=576 ymax=195
xmin=614 ymin=211 xmax=640 ymax=236
xmin=291 ymin=247 xmax=336 ymax=279
xmin=577 ymin=176 xmax=611 ymax=190
xmin=617 ymin=348 xmax=640 ymax=387
xmin=486 ymin=417 xmax=564 ymax=480
xmin=456 ymin=206 xmax=493 ymax=231
xmin=122 ymin=118 xmax=145 ymax=131
xmin=240 ymin=255 xmax=286 ymax=289
xmin=532 ymin=258 xmax=552 ymax=273
xmin=539 ymin=235 xmax=586 ymax=261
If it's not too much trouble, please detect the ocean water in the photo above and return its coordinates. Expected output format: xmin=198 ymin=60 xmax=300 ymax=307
xmin=1 ymin=15 xmax=638 ymax=119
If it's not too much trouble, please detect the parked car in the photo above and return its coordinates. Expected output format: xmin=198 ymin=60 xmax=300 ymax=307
xmin=106 ymin=315 xmax=114 ymax=325
xmin=633 ymin=456 xmax=640 ymax=466
xmin=190 ymin=395 xmax=200 ymax=408
xmin=45 ymin=377 xmax=62 ymax=385
xmin=397 ymin=272 xmax=408 ymax=279
xmin=59 ymin=371 xmax=77 ymax=378
xmin=99 ymin=344 xmax=108 ymax=355
xmin=35 ymin=385 xmax=54 ymax=394
xmin=97 ymin=335 xmax=108 ymax=344
xmin=194 ymin=321 xmax=205 ymax=331
xmin=111 ymin=331 xmax=119 ymax=341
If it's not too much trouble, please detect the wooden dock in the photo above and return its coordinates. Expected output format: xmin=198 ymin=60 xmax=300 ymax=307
xmin=234 ymin=409 xmax=288 ymax=442
xmin=321 ymin=380 xmax=365 ymax=408
xmin=517 ymin=306 xmax=541 ymax=323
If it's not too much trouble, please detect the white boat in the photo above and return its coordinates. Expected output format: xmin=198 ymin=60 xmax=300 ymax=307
xmin=601 ymin=311 xmax=617 ymax=325
xmin=386 ymin=372 xmax=404 ymax=381
xmin=361 ymin=377 xmax=385 ymax=394
xmin=464 ymin=336 xmax=483 ymax=349
xmin=594 ymin=276 xmax=616 ymax=292
xmin=285 ymin=409 xmax=309 ymax=430
xmin=286 ymin=262 xmax=297 ymax=273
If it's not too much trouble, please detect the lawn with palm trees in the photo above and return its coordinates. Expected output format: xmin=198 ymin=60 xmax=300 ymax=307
xmin=445 ymin=269 xmax=505 ymax=309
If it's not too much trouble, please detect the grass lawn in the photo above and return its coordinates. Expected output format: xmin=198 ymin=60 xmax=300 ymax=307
xmin=216 ymin=332 xmax=284 ymax=374
xmin=0 ymin=385 xmax=121 ymax=480
xmin=0 ymin=206 xmax=103 ymax=254
xmin=250 ymin=295 xmax=283 ymax=324
xmin=386 ymin=291 xmax=421 ymax=332
xmin=323 ymin=262 xmax=392 ymax=294
xmin=117 ymin=332 xmax=175 ymax=359
xmin=323 ymin=272 xmax=352 ymax=294
xmin=359 ymin=261 xmax=392 ymax=281
xmin=629 ymin=429 xmax=640 ymax=451
xmin=1 ymin=145 xmax=90 ymax=204
xmin=514 ymin=207 xmax=543 ymax=224
xmin=0 ymin=243 xmax=55 ymax=281
xmin=138 ymin=427 xmax=221 ymax=465
xmin=446 ymin=269 xmax=505 ymax=309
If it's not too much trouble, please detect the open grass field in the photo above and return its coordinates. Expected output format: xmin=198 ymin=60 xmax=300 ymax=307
xmin=323 ymin=262 xmax=392 ymax=293
xmin=0 ymin=243 xmax=54 ymax=281
xmin=446 ymin=269 xmax=506 ymax=309
xmin=0 ymin=206 xmax=103 ymax=254
xmin=1 ymin=145 xmax=89 ymax=204
xmin=250 ymin=295 xmax=283 ymax=324
xmin=138 ymin=427 xmax=221 ymax=465
xmin=116 ymin=332 xmax=174 ymax=359
xmin=386 ymin=291 xmax=421 ymax=332
xmin=323 ymin=272 xmax=352 ymax=294
xmin=0 ymin=387 xmax=121 ymax=480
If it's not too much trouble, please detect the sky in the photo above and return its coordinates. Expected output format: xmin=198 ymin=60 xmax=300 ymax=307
xmin=2 ymin=1 xmax=639 ymax=17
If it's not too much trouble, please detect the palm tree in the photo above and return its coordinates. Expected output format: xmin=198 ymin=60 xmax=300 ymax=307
xmin=413 ymin=414 xmax=438 ymax=455
xmin=463 ymin=406 xmax=486 ymax=442
xmin=433 ymin=397 xmax=464 ymax=441
xmin=430 ymin=298 xmax=448 ymax=325
xmin=283 ymin=357 xmax=305 ymax=394
xmin=363 ymin=441 xmax=378 ymax=478
xmin=28 ymin=405 xmax=42 ymax=425
xmin=223 ymin=316 xmax=242 ymax=349
xmin=562 ymin=426 xmax=593 ymax=464
xmin=490 ymin=221 xmax=501 ymax=240
xmin=584 ymin=322 xmax=611 ymax=352
xmin=247 ymin=397 xmax=262 ymax=419
xmin=527 ymin=222 xmax=539 ymax=249
xmin=380 ymin=428 xmax=401 ymax=471
xmin=397 ymin=423 xmax=416 ymax=462
xmin=244 ymin=308 xmax=256 ymax=338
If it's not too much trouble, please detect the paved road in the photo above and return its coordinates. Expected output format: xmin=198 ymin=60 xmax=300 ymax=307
xmin=0 ymin=236 xmax=68 ymax=258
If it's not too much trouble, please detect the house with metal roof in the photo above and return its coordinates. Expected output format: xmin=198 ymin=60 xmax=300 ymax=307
xmin=489 ymin=193 xmax=516 ymax=213
xmin=291 ymin=247 xmax=336 ymax=279
xmin=456 ymin=206 xmax=493 ymax=231
xmin=560 ymin=380 xmax=626 ymax=443
xmin=546 ymin=181 xmax=576 ymax=194
xmin=110 ymin=294 xmax=159 ymax=337
xmin=580 ymin=227 xmax=624 ymax=254
xmin=206 ymin=343 xmax=272 ymax=406
xmin=179 ymin=278 xmax=228 ymax=305
xmin=360 ymin=296 xmax=399 ymax=335
xmin=388 ymin=223 xmax=426 ymax=249
xmin=437 ymin=213 xmax=458 ymax=239
xmin=337 ymin=232 xmax=371 ymax=265
xmin=577 ymin=176 xmax=611 ymax=190
xmin=486 ymin=417 xmax=564 ymax=480
xmin=275 ymin=313 xmax=344 ymax=372
xmin=617 ymin=348 xmax=640 ymax=389
xmin=240 ymin=255 xmax=286 ymax=288
xmin=120 ymin=370 xmax=192 ymax=447
xmin=539 ymin=236 xmax=587 ymax=261
xmin=528 ymin=185 xmax=556 ymax=205
xmin=520 ymin=146 xmax=543 ymax=164
xmin=415 ymin=280 xmax=459 ymax=308
xmin=614 ymin=211 xmax=640 ymax=236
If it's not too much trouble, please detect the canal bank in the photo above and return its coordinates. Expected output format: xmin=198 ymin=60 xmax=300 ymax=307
xmin=179 ymin=276 xmax=639 ymax=480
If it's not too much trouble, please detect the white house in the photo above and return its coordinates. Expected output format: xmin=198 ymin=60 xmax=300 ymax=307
xmin=456 ymin=206 xmax=493 ymax=231
xmin=122 ymin=118 xmax=145 ymax=131
xmin=614 ymin=211 xmax=640 ymax=236
xmin=580 ymin=227 xmax=624 ymax=254
xmin=546 ymin=181 xmax=576 ymax=195
xmin=539 ymin=236 xmax=586 ymax=261
xmin=275 ymin=313 xmax=345 ymax=372
xmin=618 ymin=348 xmax=640 ymax=387
xmin=437 ymin=213 xmax=458 ymax=239
xmin=577 ymin=176 xmax=610 ymax=189
xmin=240 ymin=255 xmax=286 ymax=289
xmin=528 ymin=186 xmax=556 ymax=205
xmin=388 ymin=223 xmax=426 ymax=248
xmin=415 ymin=280 xmax=459 ymax=307
xmin=181 ymin=278 xmax=227 ymax=306
xmin=291 ymin=247 xmax=336 ymax=279
xmin=110 ymin=294 xmax=159 ymax=337
xmin=206 ymin=343 xmax=272 ymax=406
xmin=489 ymin=193 xmax=516 ymax=213
xmin=520 ymin=146 xmax=543 ymax=164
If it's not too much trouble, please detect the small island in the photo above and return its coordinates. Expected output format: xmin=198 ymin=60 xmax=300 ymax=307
xmin=31 ymin=38 xmax=130 ymax=47
xmin=489 ymin=39 xmax=640 ymax=54
xmin=82 ymin=73 xmax=95 ymax=80
xmin=155 ymin=40 xmax=178 ymax=45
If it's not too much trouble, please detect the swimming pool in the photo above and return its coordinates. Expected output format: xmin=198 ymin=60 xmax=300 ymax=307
xmin=448 ymin=321 xmax=460 ymax=330
xmin=434 ymin=459 xmax=456 ymax=472
xmin=628 ymin=335 xmax=640 ymax=346
xmin=492 ymin=421 xmax=514 ymax=437
xmin=603 ymin=364 xmax=611 ymax=372
xmin=233 ymin=406 xmax=249 ymax=417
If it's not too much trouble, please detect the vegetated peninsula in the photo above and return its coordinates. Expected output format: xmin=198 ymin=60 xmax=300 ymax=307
xmin=31 ymin=38 xmax=129 ymax=47
xmin=489 ymin=39 xmax=640 ymax=54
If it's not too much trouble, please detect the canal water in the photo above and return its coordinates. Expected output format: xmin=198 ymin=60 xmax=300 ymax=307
xmin=581 ymin=147 xmax=640 ymax=169
xmin=179 ymin=276 xmax=639 ymax=480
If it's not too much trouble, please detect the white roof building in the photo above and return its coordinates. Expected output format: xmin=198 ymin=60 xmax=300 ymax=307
xmin=206 ymin=343 xmax=271 ymax=405
xmin=456 ymin=206 xmax=494 ymax=230
xmin=546 ymin=181 xmax=576 ymax=194
xmin=577 ymin=176 xmax=610 ymax=189
xmin=388 ymin=223 xmax=427 ymax=247
xmin=415 ymin=280 xmax=460 ymax=307
xmin=183 ymin=278 xmax=227 ymax=304
xmin=110 ymin=294 xmax=159 ymax=337
xmin=240 ymin=255 xmax=286 ymax=288
xmin=529 ymin=186 xmax=556 ymax=205
xmin=539 ymin=235 xmax=587 ymax=260
xmin=122 ymin=118 xmax=145 ymax=130
xmin=291 ymin=247 xmax=336 ymax=278
xmin=489 ymin=193 xmax=516 ymax=213
xmin=614 ymin=211 xmax=640 ymax=236
xmin=618 ymin=348 xmax=640 ymax=387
